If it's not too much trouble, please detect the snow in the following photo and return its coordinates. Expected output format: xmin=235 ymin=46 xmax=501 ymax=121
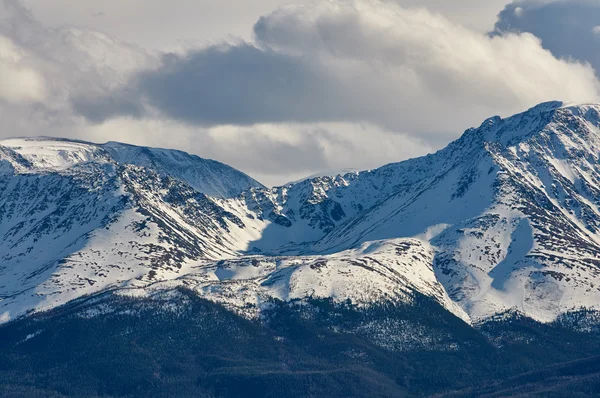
xmin=3 ymin=102 xmax=600 ymax=325
xmin=103 ymin=142 xmax=263 ymax=198
xmin=0 ymin=137 xmax=262 ymax=197
xmin=119 ymin=238 xmax=469 ymax=323
xmin=0 ymin=137 xmax=107 ymax=170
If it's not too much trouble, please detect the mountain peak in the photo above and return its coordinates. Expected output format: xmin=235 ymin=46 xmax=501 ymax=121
xmin=0 ymin=136 xmax=263 ymax=198
xmin=526 ymin=100 xmax=565 ymax=113
xmin=516 ymin=100 xmax=599 ymax=115
xmin=461 ymin=101 xmax=600 ymax=149
xmin=0 ymin=137 xmax=108 ymax=171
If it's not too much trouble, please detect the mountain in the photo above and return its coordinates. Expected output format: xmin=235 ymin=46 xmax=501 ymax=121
xmin=0 ymin=137 xmax=263 ymax=322
xmin=4 ymin=102 xmax=600 ymax=397
xmin=3 ymin=101 xmax=600 ymax=327
xmin=229 ymin=100 xmax=600 ymax=322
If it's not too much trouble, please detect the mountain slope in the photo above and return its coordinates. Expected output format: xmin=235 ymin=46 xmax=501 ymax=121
xmin=102 ymin=141 xmax=263 ymax=198
xmin=0 ymin=138 xmax=264 ymax=322
xmin=121 ymin=238 xmax=468 ymax=322
xmin=225 ymin=101 xmax=600 ymax=322
xmin=0 ymin=137 xmax=465 ymax=323
xmin=3 ymin=101 xmax=600 ymax=325
xmin=0 ymin=137 xmax=263 ymax=197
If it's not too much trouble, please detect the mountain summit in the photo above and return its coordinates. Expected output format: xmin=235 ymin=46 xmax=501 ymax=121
xmin=3 ymin=101 xmax=600 ymax=324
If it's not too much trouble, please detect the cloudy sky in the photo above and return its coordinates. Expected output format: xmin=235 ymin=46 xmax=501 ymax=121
xmin=2 ymin=0 xmax=600 ymax=185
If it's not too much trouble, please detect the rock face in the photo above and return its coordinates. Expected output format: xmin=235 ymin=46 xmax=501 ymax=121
xmin=3 ymin=101 xmax=600 ymax=324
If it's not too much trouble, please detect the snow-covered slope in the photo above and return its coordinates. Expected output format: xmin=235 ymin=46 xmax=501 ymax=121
xmin=0 ymin=138 xmax=263 ymax=197
xmin=102 ymin=141 xmax=263 ymax=198
xmin=229 ymin=101 xmax=600 ymax=322
xmin=3 ymin=101 xmax=600 ymax=325
xmin=121 ymin=238 xmax=468 ymax=322
xmin=0 ymin=138 xmax=264 ymax=321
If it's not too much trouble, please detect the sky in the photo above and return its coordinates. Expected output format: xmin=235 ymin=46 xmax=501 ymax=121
xmin=1 ymin=0 xmax=600 ymax=186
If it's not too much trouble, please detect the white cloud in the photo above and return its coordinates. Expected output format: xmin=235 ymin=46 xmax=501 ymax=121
xmin=0 ymin=35 xmax=46 ymax=103
xmin=494 ymin=0 xmax=600 ymax=75
xmin=514 ymin=6 xmax=524 ymax=17
xmin=0 ymin=0 xmax=154 ymax=115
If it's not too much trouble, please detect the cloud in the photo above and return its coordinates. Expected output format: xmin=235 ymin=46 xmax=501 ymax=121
xmin=76 ymin=0 xmax=599 ymax=143
xmin=2 ymin=0 xmax=600 ymax=186
xmin=0 ymin=0 xmax=154 ymax=116
xmin=493 ymin=0 xmax=600 ymax=74
xmin=126 ymin=44 xmax=341 ymax=126
xmin=0 ymin=35 xmax=46 ymax=103
xmin=19 ymin=0 xmax=507 ymax=52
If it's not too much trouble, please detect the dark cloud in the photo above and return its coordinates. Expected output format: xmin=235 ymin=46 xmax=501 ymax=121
xmin=493 ymin=0 xmax=600 ymax=74
xmin=72 ymin=90 xmax=144 ymax=123
xmin=132 ymin=44 xmax=342 ymax=126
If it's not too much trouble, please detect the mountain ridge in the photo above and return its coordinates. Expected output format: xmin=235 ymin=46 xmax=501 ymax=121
xmin=3 ymin=101 xmax=600 ymax=325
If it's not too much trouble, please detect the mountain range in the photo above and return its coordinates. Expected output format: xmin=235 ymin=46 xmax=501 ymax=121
xmin=4 ymin=101 xmax=600 ymax=396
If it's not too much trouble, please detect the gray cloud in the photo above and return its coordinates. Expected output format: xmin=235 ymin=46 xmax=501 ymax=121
xmin=493 ymin=0 xmax=600 ymax=74
xmin=205 ymin=125 xmax=335 ymax=175
xmin=132 ymin=44 xmax=341 ymax=126
xmin=72 ymin=89 xmax=144 ymax=123
xmin=0 ymin=0 xmax=436 ymax=186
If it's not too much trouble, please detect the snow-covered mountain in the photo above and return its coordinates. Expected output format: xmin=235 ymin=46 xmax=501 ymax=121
xmin=3 ymin=101 xmax=600 ymax=325
xmin=0 ymin=138 xmax=263 ymax=322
